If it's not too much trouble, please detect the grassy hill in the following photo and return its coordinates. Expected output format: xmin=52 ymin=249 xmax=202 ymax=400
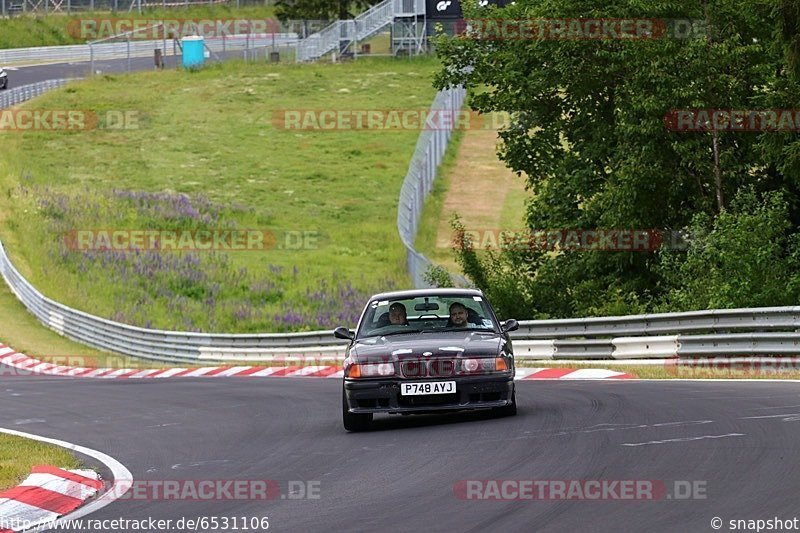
xmin=0 ymin=57 xmax=440 ymax=332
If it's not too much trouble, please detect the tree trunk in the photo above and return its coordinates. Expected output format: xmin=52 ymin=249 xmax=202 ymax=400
xmin=712 ymin=128 xmax=724 ymax=212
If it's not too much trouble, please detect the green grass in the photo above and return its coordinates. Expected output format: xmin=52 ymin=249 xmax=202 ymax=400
xmin=0 ymin=4 xmax=277 ymax=50
xmin=0 ymin=434 xmax=81 ymax=491
xmin=499 ymin=178 xmax=527 ymax=230
xmin=0 ymin=57 xmax=440 ymax=333
xmin=414 ymin=128 xmax=463 ymax=271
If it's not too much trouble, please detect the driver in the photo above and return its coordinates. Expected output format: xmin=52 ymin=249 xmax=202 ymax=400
xmin=447 ymin=302 xmax=477 ymax=328
xmin=389 ymin=302 xmax=409 ymax=326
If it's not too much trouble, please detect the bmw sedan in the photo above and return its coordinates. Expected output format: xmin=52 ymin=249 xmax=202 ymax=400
xmin=0 ymin=67 xmax=7 ymax=90
xmin=336 ymin=288 xmax=519 ymax=431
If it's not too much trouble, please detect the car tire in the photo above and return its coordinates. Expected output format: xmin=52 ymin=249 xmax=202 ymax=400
xmin=342 ymin=389 xmax=372 ymax=432
xmin=0 ymin=80 xmax=6 ymax=90
xmin=494 ymin=391 xmax=517 ymax=417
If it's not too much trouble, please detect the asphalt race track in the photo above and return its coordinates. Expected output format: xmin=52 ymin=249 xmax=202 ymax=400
xmin=5 ymin=56 xmax=177 ymax=88
xmin=3 ymin=367 xmax=800 ymax=532
xmin=4 ymin=48 xmax=267 ymax=89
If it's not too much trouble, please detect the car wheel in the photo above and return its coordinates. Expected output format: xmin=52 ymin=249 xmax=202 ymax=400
xmin=494 ymin=391 xmax=517 ymax=417
xmin=342 ymin=389 xmax=372 ymax=431
xmin=0 ymin=80 xmax=6 ymax=90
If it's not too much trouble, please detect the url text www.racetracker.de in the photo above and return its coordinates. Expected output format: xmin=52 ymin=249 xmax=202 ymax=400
xmin=0 ymin=515 xmax=271 ymax=531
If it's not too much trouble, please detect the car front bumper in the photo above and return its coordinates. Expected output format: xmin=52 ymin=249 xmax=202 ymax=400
xmin=344 ymin=374 xmax=515 ymax=414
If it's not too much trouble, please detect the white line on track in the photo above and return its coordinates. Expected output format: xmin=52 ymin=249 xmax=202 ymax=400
xmin=620 ymin=433 xmax=746 ymax=447
xmin=0 ymin=427 xmax=133 ymax=531
xmin=740 ymin=413 xmax=800 ymax=420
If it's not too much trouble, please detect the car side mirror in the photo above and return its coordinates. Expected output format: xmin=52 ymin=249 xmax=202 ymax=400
xmin=334 ymin=326 xmax=355 ymax=340
xmin=501 ymin=319 xmax=519 ymax=333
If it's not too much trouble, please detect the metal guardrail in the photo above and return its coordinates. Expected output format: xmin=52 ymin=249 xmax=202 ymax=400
xmin=397 ymin=86 xmax=466 ymax=288
xmin=515 ymin=307 xmax=800 ymax=339
xmin=0 ymin=79 xmax=74 ymax=109
xmin=0 ymin=34 xmax=299 ymax=67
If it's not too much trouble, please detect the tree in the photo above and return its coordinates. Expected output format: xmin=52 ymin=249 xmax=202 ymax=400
xmin=659 ymin=188 xmax=800 ymax=310
xmin=433 ymin=0 xmax=800 ymax=316
xmin=276 ymin=0 xmax=380 ymax=22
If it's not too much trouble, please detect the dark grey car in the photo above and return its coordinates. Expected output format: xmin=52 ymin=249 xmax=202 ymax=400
xmin=335 ymin=288 xmax=518 ymax=431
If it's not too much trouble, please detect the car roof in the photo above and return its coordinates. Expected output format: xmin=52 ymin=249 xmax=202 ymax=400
xmin=368 ymin=288 xmax=484 ymax=301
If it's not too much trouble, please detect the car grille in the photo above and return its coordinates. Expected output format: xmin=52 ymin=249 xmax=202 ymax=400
xmin=429 ymin=359 xmax=455 ymax=377
xmin=401 ymin=360 xmax=426 ymax=378
xmin=401 ymin=359 xmax=455 ymax=378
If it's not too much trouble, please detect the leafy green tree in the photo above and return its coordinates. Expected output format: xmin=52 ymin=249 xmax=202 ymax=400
xmin=779 ymin=0 xmax=800 ymax=78
xmin=276 ymin=0 xmax=379 ymax=22
xmin=434 ymin=0 xmax=800 ymax=317
xmin=423 ymin=264 xmax=455 ymax=287
xmin=659 ymin=188 xmax=800 ymax=309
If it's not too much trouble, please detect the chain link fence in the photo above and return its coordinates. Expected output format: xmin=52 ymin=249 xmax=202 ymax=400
xmin=397 ymin=86 xmax=468 ymax=288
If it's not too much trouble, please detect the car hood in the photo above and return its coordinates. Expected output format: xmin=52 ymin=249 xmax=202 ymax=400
xmin=350 ymin=331 xmax=505 ymax=361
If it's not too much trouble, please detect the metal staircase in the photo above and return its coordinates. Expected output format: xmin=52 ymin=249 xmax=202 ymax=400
xmin=296 ymin=0 xmax=425 ymax=62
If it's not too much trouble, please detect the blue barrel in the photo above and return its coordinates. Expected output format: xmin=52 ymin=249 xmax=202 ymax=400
xmin=182 ymin=36 xmax=205 ymax=68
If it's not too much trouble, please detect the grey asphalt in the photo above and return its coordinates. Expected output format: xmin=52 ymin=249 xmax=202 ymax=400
xmin=3 ymin=373 xmax=800 ymax=532
xmin=4 ymin=48 xmax=266 ymax=89
xmin=5 ymin=56 xmax=173 ymax=87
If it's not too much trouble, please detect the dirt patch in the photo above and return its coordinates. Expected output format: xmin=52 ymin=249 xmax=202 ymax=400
xmin=436 ymin=128 xmax=527 ymax=249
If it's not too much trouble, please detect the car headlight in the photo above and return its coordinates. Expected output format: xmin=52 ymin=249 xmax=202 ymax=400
xmin=344 ymin=359 xmax=396 ymax=378
xmin=458 ymin=357 xmax=510 ymax=375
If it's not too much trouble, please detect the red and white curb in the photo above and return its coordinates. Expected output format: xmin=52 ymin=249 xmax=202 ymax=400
xmin=0 ymin=345 xmax=633 ymax=380
xmin=0 ymin=466 xmax=101 ymax=532
xmin=515 ymin=368 xmax=633 ymax=380
xmin=0 ymin=428 xmax=132 ymax=532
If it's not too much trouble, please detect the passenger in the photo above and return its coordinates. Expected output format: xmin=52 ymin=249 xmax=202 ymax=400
xmin=389 ymin=302 xmax=409 ymax=326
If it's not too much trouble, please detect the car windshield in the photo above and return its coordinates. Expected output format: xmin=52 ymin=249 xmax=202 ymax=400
xmin=355 ymin=294 xmax=499 ymax=339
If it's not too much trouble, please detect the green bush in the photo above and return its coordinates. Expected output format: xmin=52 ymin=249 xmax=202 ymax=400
xmin=660 ymin=188 xmax=800 ymax=310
